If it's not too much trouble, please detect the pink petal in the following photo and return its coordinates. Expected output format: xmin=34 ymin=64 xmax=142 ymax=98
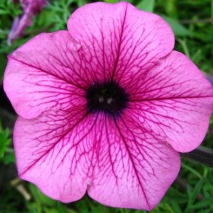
xmin=4 ymin=31 xmax=87 ymax=119
xmin=67 ymin=2 xmax=174 ymax=80
xmin=88 ymin=114 xmax=180 ymax=210
xmin=4 ymin=2 xmax=212 ymax=210
xmin=14 ymin=111 xmax=180 ymax=210
xmin=14 ymin=109 xmax=93 ymax=202
xmin=125 ymin=51 xmax=213 ymax=152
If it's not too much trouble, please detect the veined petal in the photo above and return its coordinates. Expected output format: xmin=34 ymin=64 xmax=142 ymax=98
xmin=14 ymin=110 xmax=180 ymax=210
xmin=88 ymin=114 xmax=180 ymax=210
xmin=14 ymin=109 xmax=97 ymax=202
xmin=67 ymin=2 xmax=174 ymax=81
xmin=4 ymin=2 xmax=213 ymax=210
xmin=126 ymin=51 xmax=213 ymax=152
xmin=4 ymin=31 xmax=88 ymax=119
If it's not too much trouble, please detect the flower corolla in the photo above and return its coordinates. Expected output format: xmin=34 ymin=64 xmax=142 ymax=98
xmin=4 ymin=2 xmax=213 ymax=210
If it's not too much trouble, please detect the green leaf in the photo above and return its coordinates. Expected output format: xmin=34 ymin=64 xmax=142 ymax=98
xmin=76 ymin=0 xmax=88 ymax=7
xmin=185 ymin=180 xmax=204 ymax=212
xmin=137 ymin=0 xmax=155 ymax=12
xmin=161 ymin=15 xmax=191 ymax=36
xmin=170 ymin=202 xmax=183 ymax=213
xmin=123 ymin=0 xmax=133 ymax=3
xmin=104 ymin=0 xmax=119 ymax=3
xmin=190 ymin=179 xmax=204 ymax=205
xmin=0 ymin=9 xmax=9 ymax=15
xmin=0 ymin=123 xmax=11 ymax=159
xmin=3 ymin=151 xmax=15 ymax=164
xmin=164 ymin=0 xmax=178 ymax=18
xmin=191 ymin=199 xmax=212 ymax=209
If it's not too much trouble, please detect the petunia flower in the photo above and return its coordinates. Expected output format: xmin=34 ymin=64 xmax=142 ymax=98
xmin=3 ymin=2 xmax=213 ymax=210
xmin=7 ymin=0 xmax=47 ymax=45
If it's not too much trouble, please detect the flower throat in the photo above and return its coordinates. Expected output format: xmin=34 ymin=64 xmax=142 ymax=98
xmin=86 ymin=81 xmax=129 ymax=117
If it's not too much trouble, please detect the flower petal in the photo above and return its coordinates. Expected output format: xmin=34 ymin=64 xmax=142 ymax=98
xmin=14 ymin=109 xmax=97 ymax=202
xmin=126 ymin=51 xmax=213 ymax=152
xmin=88 ymin=114 xmax=180 ymax=210
xmin=4 ymin=31 xmax=88 ymax=119
xmin=67 ymin=2 xmax=174 ymax=81
xmin=14 ymin=110 xmax=180 ymax=209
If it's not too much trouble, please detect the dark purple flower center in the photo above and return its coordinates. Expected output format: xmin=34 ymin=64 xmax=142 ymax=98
xmin=86 ymin=81 xmax=129 ymax=117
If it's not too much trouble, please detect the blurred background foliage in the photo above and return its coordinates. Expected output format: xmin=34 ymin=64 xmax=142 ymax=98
xmin=0 ymin=0 xmax=213 ymax=212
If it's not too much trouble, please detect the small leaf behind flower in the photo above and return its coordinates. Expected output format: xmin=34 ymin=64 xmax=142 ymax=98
xmin=161 ymin=15 xmax=191 ymax=36
xmin=137 ymin=0 xmax=155 ymax=12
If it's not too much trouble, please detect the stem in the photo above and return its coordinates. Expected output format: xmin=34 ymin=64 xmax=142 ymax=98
xmin=180 ymin=18 xmax=212 ymax=24
xmin=181 ymin=146 xmax=213 ymax=167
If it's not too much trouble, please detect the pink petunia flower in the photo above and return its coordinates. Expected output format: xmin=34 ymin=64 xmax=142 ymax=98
xmin=3 ymin=2 xmax=213 ymax=210
xmin=8 ymin=0 xmax=47 ymax=45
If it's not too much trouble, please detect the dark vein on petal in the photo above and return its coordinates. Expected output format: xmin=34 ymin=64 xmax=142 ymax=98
xmin=20 ymin=111 xmax=90 ymax=176
xmin=9 ymin=56 xmax=87 ymax=91
xmin=113 ymin=117 xmax=150 ymax=209
xmin=130 ymin=95 xmax=213 ymax=102
xmin=110 ymin=4 xmax=128 ymax=81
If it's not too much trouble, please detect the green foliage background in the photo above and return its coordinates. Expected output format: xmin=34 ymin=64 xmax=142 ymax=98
xmin=0 ymin=0 xmax=213 ymax=212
